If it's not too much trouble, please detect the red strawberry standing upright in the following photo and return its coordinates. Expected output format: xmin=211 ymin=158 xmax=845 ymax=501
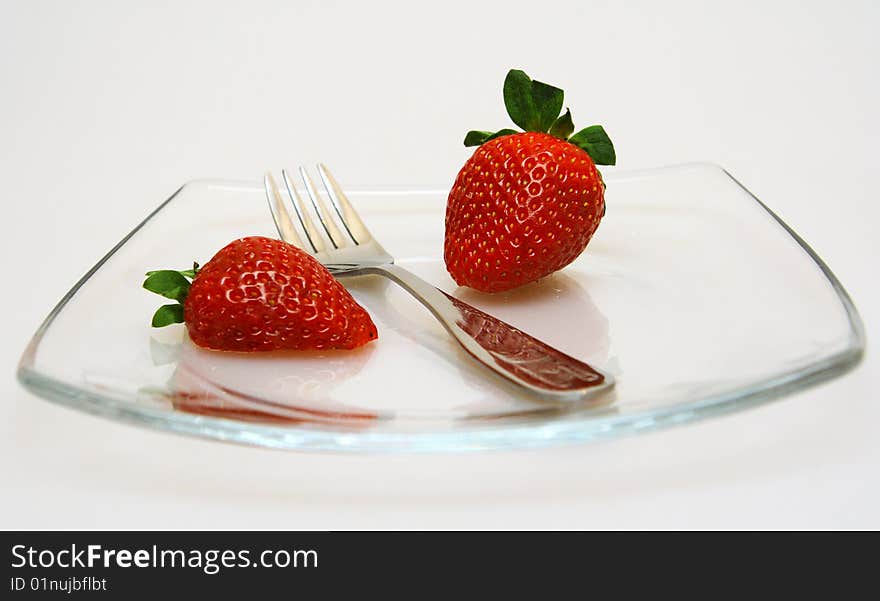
xmin=144 ymin=236 xmax=377 ymax=351
xmin=444 ymin=69 xmax=616 ymax=293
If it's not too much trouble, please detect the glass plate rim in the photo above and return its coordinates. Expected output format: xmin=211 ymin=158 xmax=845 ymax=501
xmin=17 ymin=162 xmax=866 ymax=453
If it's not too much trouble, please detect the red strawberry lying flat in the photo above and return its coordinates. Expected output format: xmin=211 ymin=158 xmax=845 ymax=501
xmin=444 ymin=69 xmax=616 ymax=293
xmin=143 ymin=236 xmax=377 ymax=352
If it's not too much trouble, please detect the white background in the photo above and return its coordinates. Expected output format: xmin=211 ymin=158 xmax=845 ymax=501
xmin=1 ymin=0 xmax=877 ymax=528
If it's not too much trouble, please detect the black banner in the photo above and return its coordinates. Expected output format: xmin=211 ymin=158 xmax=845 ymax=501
xmin=0 ymin=530 xmax=869 ymax=595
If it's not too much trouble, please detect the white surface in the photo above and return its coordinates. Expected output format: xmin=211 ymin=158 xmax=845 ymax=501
xmin=1 ymin=0 xmax=877 ymax=528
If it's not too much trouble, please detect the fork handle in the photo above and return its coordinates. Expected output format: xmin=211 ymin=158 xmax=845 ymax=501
xmin=367 ymin=264 xmax=611 ymax=401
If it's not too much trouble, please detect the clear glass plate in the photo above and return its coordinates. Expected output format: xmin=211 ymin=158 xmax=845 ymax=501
xmin=17 ymin=163 xmax=865 ymax=452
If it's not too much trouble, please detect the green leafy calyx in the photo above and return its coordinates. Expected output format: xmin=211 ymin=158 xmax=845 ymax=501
xmin=463 ymin=69 xmax=616 ymax=166
xmin=143 ymin=262 xmax=199 ymax=327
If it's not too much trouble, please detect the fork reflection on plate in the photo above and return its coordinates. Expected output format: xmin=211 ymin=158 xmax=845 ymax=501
xmin=263 ymin=164 xmax=613 ymax=401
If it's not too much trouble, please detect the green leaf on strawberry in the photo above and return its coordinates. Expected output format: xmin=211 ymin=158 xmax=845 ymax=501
xmin=152 ymin=303 xmax=185 ymax=327
xmin=143 ymin=270 xmax=191 ymax=303
xmin=179 ymin=262 xmax=200 ymax=279
xmin=549 ymin=109 xmax=574 ymax=139
xmin=502 ymin=69 xmax=565 ymax=133
xmin=569 ymin=125 xmax=616 ymax=166
xmin=503 ymin=69 xmax=541 ymax=131
xmin=143 ymin=265 xmax=199 ymax=327
xmin=463 ymin=130 xmax=493 ymax=146
xmin=465 ymin=68 xmax=616 ymax=167
xmin=464 ymin=128 xmax=518 ymax=147
xmin=530 ymin=79 xmax=564 ymax=132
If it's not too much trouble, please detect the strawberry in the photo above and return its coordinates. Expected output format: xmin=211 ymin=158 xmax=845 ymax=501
xmin=444 ymin=69 xmax=616 ymax=293
xmin=143 ymin=236 xmax=377 ymax=351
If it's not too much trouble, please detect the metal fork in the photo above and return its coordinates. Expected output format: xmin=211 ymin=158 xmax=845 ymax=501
xmin=264 ymin=165 xmax=613 ymax=401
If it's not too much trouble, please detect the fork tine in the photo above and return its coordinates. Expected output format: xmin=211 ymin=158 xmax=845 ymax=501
xmin=264 ymin=173 xmax=306 ymax=249
xmin=317 ymin=163 xmax=373 ymax=244
xmin=281 ymin=169 xmax=325 ymax=254
xmin=298 ymin=166 xmax=347 ymax=249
